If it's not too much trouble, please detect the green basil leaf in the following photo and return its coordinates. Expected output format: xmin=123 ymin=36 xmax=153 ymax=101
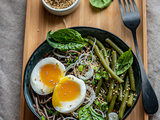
xmin=116 ymin=48 xmax=133 ymax=75
xmin=51 ymin=29 xmax=84 ymax=43
xmin=47 ymin=29 xmax=89 ymax=52
xmin=89 ymin=0 xmax=113 ymax=9
xmin=79 ymin=106 xmax=92 ymax=120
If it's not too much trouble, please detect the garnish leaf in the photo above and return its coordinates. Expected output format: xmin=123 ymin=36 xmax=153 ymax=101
xmin=89 ymin=0 xmax=113 ymax=9
xmin=116 ymin=48 xmax=133 ymax=75
xmin=41 ymin=115 xmax=45 ymax=120
xmin=94 ymin=100 xmax=102 ymax=111
xmin=46 ymin=109 xmax=53 ymax=115
xmin=47 ymin=29 xmax=89 ymax=52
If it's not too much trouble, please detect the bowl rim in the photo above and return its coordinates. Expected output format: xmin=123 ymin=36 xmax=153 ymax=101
xmin=23 ymin=26 xmax=142 ymax=120
xmin=41 ymin=0 xmax=80 ymax=12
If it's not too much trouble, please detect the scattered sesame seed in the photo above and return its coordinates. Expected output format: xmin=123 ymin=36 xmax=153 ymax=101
xmin=61 ymin=87 xmax=63 ymax=89
xmin=64 ymin=93 xmax=66 ymax=95
xmin=54 ymin=67 xmax=56 ymax=69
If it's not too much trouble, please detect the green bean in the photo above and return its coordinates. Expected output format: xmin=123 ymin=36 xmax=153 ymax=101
xmin=106 ymin=84 xmax=120 ymax=120
xmin=107 ymin=80 xmax=115 ymax=103
xmin=87 ymin=36 xmax=109 ymax=65
xmin=102 ymin=81 xmax=108 ymax=94
xmin=105 ymin=38 xmax=124 ymax=55
xmin=118 ymin=84 xmax=123 ymax=102
xmin=118 ymin=71 xmax=127 ymax=101
xmin=88 ymin=40 xmax=124 ymax=83
xmin=127 ymin=91 xmax=134 ymax=107
xmin=95 ymin=65 xmax=103 ymax=96
xmin=107 ymin=51 xmax=117 ymax=102
xmin=128 ymin=66 xmax=136 ymax=91
xmin=118 ymin=76 xmax=130 ymax=119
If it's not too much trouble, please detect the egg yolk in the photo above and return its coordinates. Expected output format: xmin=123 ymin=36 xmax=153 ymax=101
xmin=40 ymin=64 xmax=62 ymax=87
xmin=52 ymin=76 xmax=80 ymax=107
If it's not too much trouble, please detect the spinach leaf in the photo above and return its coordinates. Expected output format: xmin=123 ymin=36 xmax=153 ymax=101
xmin=79 ymin=106 xmax=92 ymax=120
xmin=116 ymin=48 xmax=133 ymax=75
xmin=89 ymin=0 xmax=113 ymax=9
xmin=47 ymin=29 xmax=89 ymax=52
xmin=88 ymin=106 xmax=105 ymax=120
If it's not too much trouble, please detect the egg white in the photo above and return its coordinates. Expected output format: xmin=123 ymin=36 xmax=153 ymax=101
xmin=30 ymin=57 xmax=65 ymax=95
xmin=52 ymin=75 xmax=86 ymax=113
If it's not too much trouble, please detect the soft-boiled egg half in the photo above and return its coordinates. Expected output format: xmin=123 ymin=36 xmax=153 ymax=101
xmin=30 ymin=57 xmax=65 ymax=95
xmin=52 ymin=75 xmax=86 ymax=113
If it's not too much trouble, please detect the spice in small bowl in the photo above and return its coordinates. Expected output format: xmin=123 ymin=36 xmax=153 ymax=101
xmin=44 ymin=0 xmax=76 ymax=9
xmin=41 ymin=0 xmax=80 ymax=16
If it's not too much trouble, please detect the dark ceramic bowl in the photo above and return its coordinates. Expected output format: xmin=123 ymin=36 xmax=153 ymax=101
xmin=23 ymin=26 xmax=142 ymax=120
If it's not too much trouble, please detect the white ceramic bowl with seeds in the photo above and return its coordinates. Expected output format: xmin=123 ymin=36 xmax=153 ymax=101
xmin=41 ymin=0 xmax=80 ymax=16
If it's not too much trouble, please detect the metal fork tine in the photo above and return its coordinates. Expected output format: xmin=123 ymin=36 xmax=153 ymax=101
xmin=119 ymin=0 xmax=125 ymax=16
xmin=127 ymin=0 xmax=133 ymax=12
xmin=123 ymin=0 xmax=129 ymax=13
xmin=131 ymin=0 xmax=139 ymax=13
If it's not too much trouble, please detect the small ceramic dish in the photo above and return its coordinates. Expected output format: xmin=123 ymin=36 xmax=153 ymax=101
xmin=41 ymin=0 xmax=80 ymax=16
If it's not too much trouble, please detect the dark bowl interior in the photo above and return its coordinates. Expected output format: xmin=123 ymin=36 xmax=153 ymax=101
xmin=23 ymin=26 xmax=142 ymax=120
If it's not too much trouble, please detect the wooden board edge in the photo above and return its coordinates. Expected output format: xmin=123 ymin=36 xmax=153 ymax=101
xmin=142 ymin=0 xmax=149 ymax=120
xmin=19 ymin=0 xmax=29 ymax=119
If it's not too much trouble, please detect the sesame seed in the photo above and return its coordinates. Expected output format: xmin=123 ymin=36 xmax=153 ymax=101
xmin=76 ymin=89 xmax=78 ymax=91
xmin=61 ymin=87 xmax=63 ymax=89
xmin=65 ymin=82 xmax=67 ymax=85
xmin=64 ymin=93 xmax=66 ymax=95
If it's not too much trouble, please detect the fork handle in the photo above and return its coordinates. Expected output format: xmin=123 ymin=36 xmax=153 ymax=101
xmin=132 ymin=30 xmax=159 ymax=114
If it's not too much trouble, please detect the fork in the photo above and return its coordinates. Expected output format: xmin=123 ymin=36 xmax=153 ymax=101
xmin=118 ymin=0 xmax=159 ymax=114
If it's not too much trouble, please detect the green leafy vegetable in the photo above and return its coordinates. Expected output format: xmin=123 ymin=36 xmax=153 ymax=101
xmin=89 ymin=0 xmax=113 ymax=9
xmin=74 ymin=56 xmax=78 ymax=62
xmin=67 ymin=59 xmax=73 ymax=65
xmin=79 ymin=65 xmax=83 ymax=72
xmin=46 ymin=109 xmax=53 ymax=115
xmin=47 ymin=29 xmax=89 ymax=52
xmin=116 ymin=48 xmax=133 ymax=75
xmin=83 ymin=63 xmax=87 ymax=67
xmin=79 ymin=106 xmax=92 ymax=120
xmin=92 ymin=80 xmax=96 ymax=85
xmin=95 ymin=73 xmax=101 ymax=80
xmin=102 ymin=71 xmax=108 ymax=78
xmin=88 ymin=106 xmax=105 ymax=120
xmin=102 ymin=102 xmax=108 ymax=111
xmin=79 ymin=106 xmax=105 ymax=120
xmin=94 ymin=100 xmax=102 ymax=111
xmin=41 ymin=115 xmax=45 ymax=120
xmin=55 ymin=111 xmax=59 ymax=116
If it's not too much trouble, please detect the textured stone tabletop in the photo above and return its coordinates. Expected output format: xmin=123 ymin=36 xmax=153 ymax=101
xmin=0 ymin=0 xmax=160 ymax=120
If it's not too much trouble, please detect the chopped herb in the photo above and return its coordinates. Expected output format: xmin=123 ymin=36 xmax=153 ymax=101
xmin=41 ymin=115 xmax=45 ymax=120
xmin=102 ymin=71 xmax=108 ymax=78
xmin=92 ymin=80 xmax=96 ymax=85
xmin=79 ymin=65 xmax=83 ymax=72
xmin=94 ymin=100 xmax=102 ymax=111
xmin=74 ymin=56 xmax=78 ymax=62
xmin=55 ymin=111 xmax=59 ymax=116
xmin=95 ymin=73 xmax=101 ymax=80
xmin=46 ymin=109 xmax=53 ymax=115
xmin=83 ymin=63 xmax=87 ymax=67
xmin=67 ymin=59 xmax=73 ymax=65
xmin=102 ymin=102 xmax=108 ymax=111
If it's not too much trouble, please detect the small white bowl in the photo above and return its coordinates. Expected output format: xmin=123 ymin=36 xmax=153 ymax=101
xmin=41 ymin=0 xmax=80 ymax=16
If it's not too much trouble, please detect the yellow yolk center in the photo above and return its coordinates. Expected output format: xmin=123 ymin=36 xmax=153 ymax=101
xmin=40 ymin=64 xmax=62 ymax=87
xmin=52 ymin=77 xmax=80 ymax=107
